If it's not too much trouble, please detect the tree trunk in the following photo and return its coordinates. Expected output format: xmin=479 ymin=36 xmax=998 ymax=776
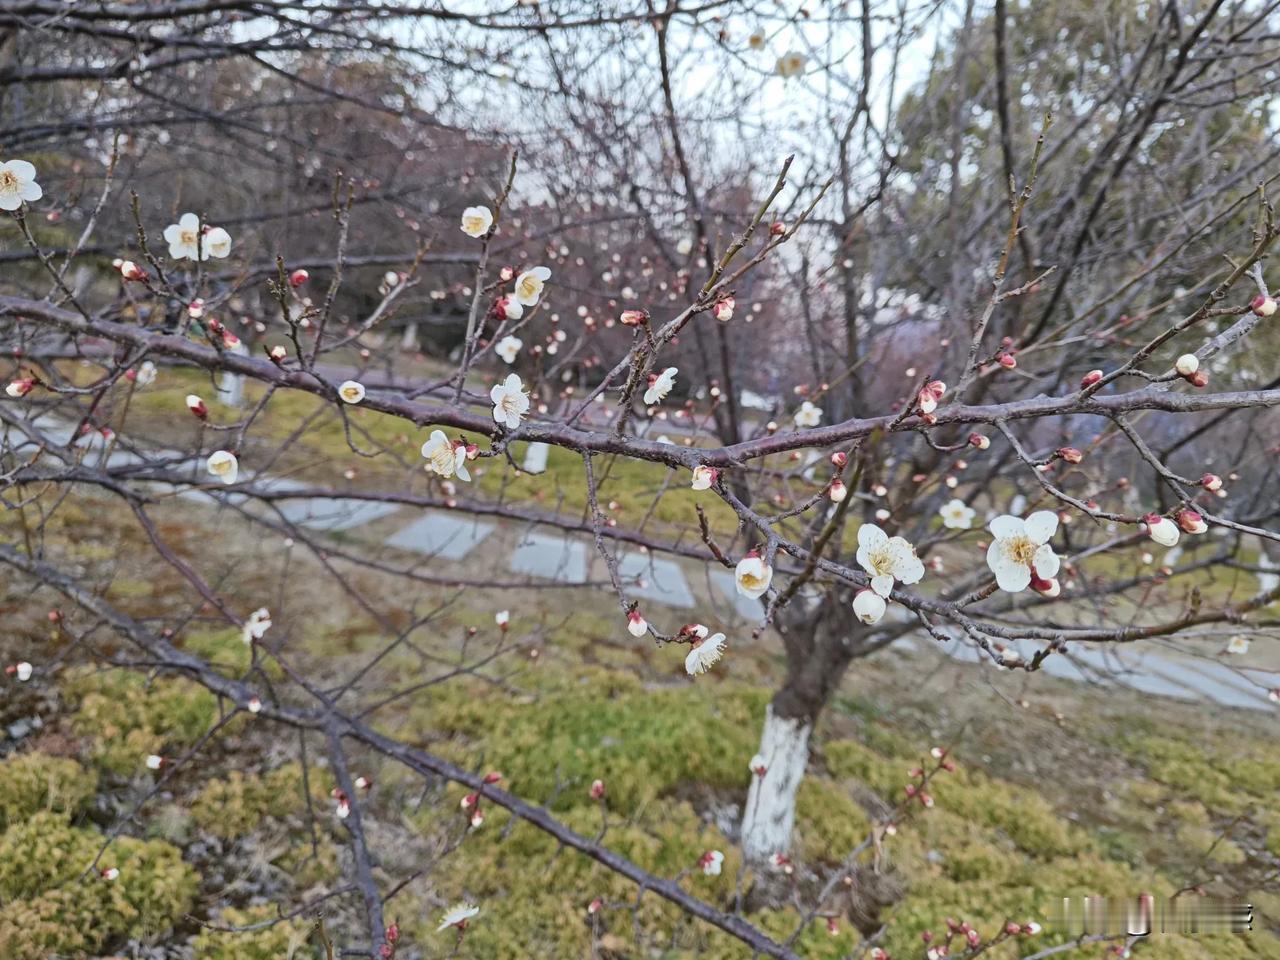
xmin=740 ymin=600 xmax=868 ymax=865
xmin=741 ymin=704 xmax=812 ymax=864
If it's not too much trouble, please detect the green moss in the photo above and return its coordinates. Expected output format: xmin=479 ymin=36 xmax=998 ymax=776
xmin=181 ymin=626 xmax=284 ymax=680
xmin=191 ymin=905 xmax=314 ymax=960
xmin=189 ymin=764 xmax=314 ymax=839
xmin=63 ymin=667 xmax=220 ymax=774
xmin=0 ymin=752 xmax=96 ymax=829
xmin=414 ymin=675 xmax=767 ymax=813
xmin=0 ymin=811 xmax=198 ymax=959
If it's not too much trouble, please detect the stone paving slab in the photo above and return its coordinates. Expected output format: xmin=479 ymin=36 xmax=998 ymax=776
xmin=709 ymin=569 xmax=764 ymax=621
xmin=276 ymin=498 xmax=401 ymax=532
xmin=616 ymin=553 xmax=696 ymax=608
xmin=509 ymin=531 xmax=587 ymax=583
xmin=387 ymin=512 xmax=495 ymax=561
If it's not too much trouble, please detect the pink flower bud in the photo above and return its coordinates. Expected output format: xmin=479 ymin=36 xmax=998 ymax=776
xmin=712 ymin=297 xmax=735 ymax=322
xmin=769 ymin=221 xmax=785 ymax=236
xmin=460 ymin=793 xmax=478 ymax=810
xmin=1176 ymin=509 xmax=1206 ymax=534
xmin=966 ymin=929 xmax=980 ymax=947
xmin=589 ymin=778 xmax=605 ymax=800
xmin=1251 ymin=294 xmax=1276 ymax=317
xmin=828 ymin=479 xmax=847 ymax=503
xmin=185 ymin=395 xmax=208 ymax=419
xmin=1080 ymin=369 xmax=1103 ymax=388
xmin=1187 ymin=370 xmax=1208 ymax=388
xmin=830 ymin=451 xmax=848 ymax=468
xmin=997 ymin=352 xmax=1017 ymax=368
xmin=483 ymin=771 xmax=502 ymax=784
xmin=969 ymin=433 xmax=990 ymax=450
xmin=118 ymin=260 xmax=146 ymax=281
xmin=385 ymin=921 xmax=400 ymax=943
xmin=587 ymin=897 xmax=602 ymax=915
xmin=1057 ymin=447 xmax=1083 ymax=464
xmin=268 ymin=345 xmax=287 ymax=363
xmin=1005 ymin=921 xmax=1021 ymax=935
xmin=1201 ymin=473 xmax=1222 ymax=491
xmin=289 ymin=268 xmax=310 ymax=287
xmin=5 ymin=377 xmax=35 ymax=398
xmin=619 ymin=309 xmax=648 ymax=326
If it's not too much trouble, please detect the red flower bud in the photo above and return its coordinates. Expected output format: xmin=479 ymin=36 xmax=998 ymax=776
xmin=1080 ymin=369 xmax=1103 ymax=388
xmin=289 ymin=268 xmax=309 ymax=287
xmin=1057 ymin=447 xmax=1083 ymax=464
xmin=830 ymin=451 xmax=848 ymax=468
xmin=997 ymin=353 xmax=1017 ymax=368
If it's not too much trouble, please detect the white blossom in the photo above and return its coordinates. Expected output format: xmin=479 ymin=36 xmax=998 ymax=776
xmin=1144 ymin=514 xmax=1180 ymax=547
xmin=775 ymin=51 xmax=807 ymax=77
xmin=644 ymin=366 xmax=677 ymax=405
xmin=206 ymin=450 xmax=239 ymax=485
xmin=490 ymin=372 xmax=530 ymax=429
xmin=513 ymin=266 xmax=551 ymax=307
xmin=852 ymin=589 xmax=886 ymax=624
xmin=793 ymin=401 xmax=822 ymax=428
xmin=939 ymin=499 xmax=975 ymax=530
xmin=985 ymin=511 xmax=1060 ymax=593
xmin=338 ymin=380 xmax=366 ymax=404
xmin=460 ymin=205 xmax=493 ymax=238
xmin=0 ymin=159 xmax=42 ymax=210
xmin=421 ymin=429 xmax=470 ymax=481
xmin=495 ymin=335 xmax=523 ymax=364
xmin=856 ymin=524 xmax=924 ymax=598
xmin=685 ymin=632 xmax=726 ymax=676
xmin=691 ymin=465 xmax=718 ymax=490
xmin=163 ymin=213 xmax=231 ymax=261
xmin=700 ymin=850 xmax=725 ymax=876
xmin=242 ymin=607 xmax=272 ymax=644
xmin=437 ymin=903 xmax=480 ymax=932
xmin=734 ymin=553 xmax=773 ymax=599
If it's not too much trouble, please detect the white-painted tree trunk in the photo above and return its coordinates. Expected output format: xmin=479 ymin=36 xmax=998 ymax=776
xmin=740 ymin=705 xmax=812 ymax=864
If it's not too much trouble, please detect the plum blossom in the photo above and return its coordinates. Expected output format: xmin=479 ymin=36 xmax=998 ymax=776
xmin=775 ymin=51 xmax=807 ymax=77
xmin=490 ymin=372 xmax=529 ymax=429
xmin=338 ymin=380 xmax=365 ymax=404
xmin=1175 ymin=354 xmax=1199 ymax=377
xmin=644 ymin=366 xmax=677 ymax=405
xmin=691 ymin=465 xmax=718 ymax=490
xmin=939 ymin=499 xmax=975 ymax=530
xmin=6 ymin=377 xmax=35 ymax=398
xmin=985 ymin=511 xmax=1060 ymax=592
xmin=513 ymin=266 xmax=551 ymax=306
xmin=136 ymin=361 xmax=157 ymax=387
xmin=495 ymin=335 xmax=522 ymax=364
xmin=1144 ymin=513 xmax=1180 ymax=547
xmin=421 ymin=430 xmax=471 ymax=482
xmin=460 ymin=205 xmax=493 ymax=238
xmin=493 ymin=296 xmax=523 ymax=321
xmin=437 ymin=903 xmax=479 ymax=932
xmin=685 ymin=632 xmax=726 ymax=676
xmin=0 ymin=159 xmax=42 ymax=210
xmin=735 ymin=552 xmax=773 ymax=599
xmin=749 ymin=754 xmax=767 ymax=776
xmin=590 ymin=778 xmax=606 ymax=799
xmin=713 ymin=297 xmax=735 ymax=322
xmin=1226 ymin=635 xmax=1250 ymax=655
xmin=856 ymin=524 xmax=924 ymax=598
xmin=1176 ymin=509 xmax=1207 ymax=534
xmin=163 ymin=213 xmax=231 ymax=261
xmin=793 ymin=401 xmax=822 ymax=428
xmin=242 ymin=607 xmax=272 ymax=644
xmin=918 ymin=380 xmax=945 ymax=414
xmin=698 ymin=850 xmax=725 ymax=876
xmin=206 ymin=450 xmax=239 ymax=485
xmin=852 ymin=588 xmax=886 ymax=624
xmin=9 ymin=662 xmax=33 ymax=682
xmin=146 ymin=754 xmax=164 ymax=770
xmin=627 ymin=610 xmax=647 ymax=637
xmin=829 ymin=479 xmax=847 ymax=502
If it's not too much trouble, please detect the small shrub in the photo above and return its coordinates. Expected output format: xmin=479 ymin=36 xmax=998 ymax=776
xmin=0 ymin=752 xmax=96 ymax=829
